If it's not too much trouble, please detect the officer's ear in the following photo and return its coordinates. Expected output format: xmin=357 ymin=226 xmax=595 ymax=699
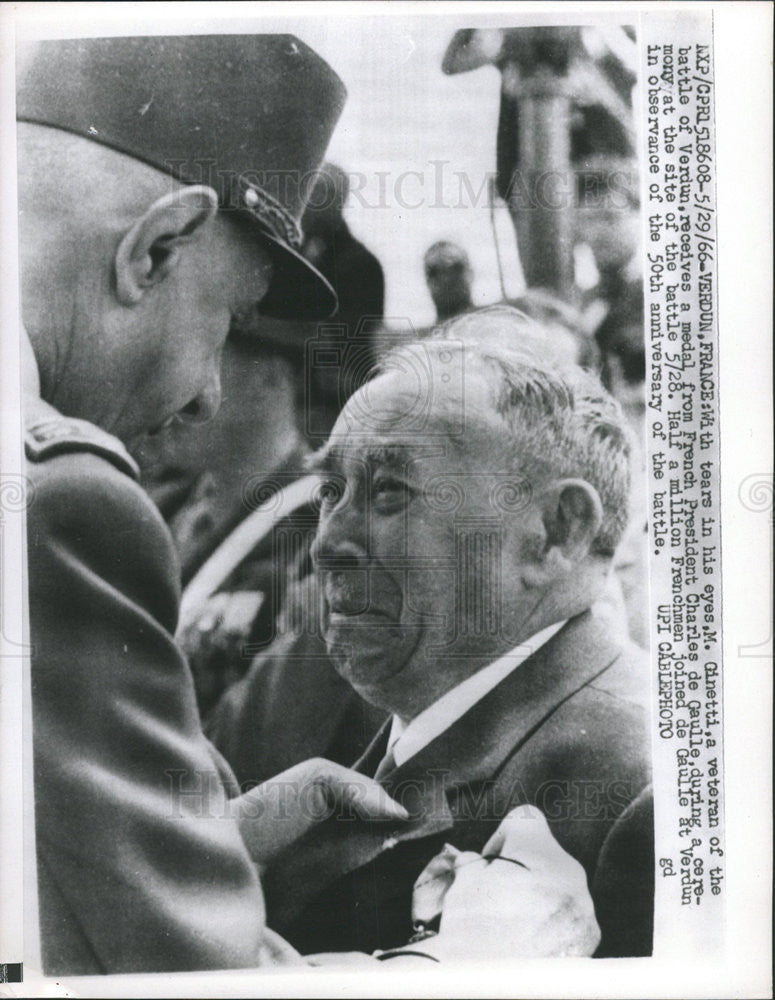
xmin=114 ymin=186 xmax=219 ymax=305
xmin=522 ymin=479 xmax=604 ymax=587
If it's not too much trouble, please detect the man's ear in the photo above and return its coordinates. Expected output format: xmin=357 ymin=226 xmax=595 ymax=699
xmin=524 ymin=479 xmax=604 ymax=585
xmin=114 ymin=186 xmax=218 ymax=305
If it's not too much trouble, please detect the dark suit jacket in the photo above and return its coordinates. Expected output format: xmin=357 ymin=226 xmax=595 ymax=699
xmin=25 ymin=398 xmax=280 ymax=975
xmin=207 ymin=626 xmax=386 ymax=787
xmin=263 ymin=612 xmax=653 ymax=958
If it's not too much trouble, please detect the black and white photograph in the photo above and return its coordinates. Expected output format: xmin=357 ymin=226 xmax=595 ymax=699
xmin=0 ymin=3 xmax=770 ymax=998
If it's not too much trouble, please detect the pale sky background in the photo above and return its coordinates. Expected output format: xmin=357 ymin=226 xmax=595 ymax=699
xmin=255 ymin=13 xmax=636 ymax=327
xmin=250 ymin=14 xmax=527 ymax=327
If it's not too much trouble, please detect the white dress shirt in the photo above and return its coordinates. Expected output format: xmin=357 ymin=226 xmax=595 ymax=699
xmin=386 ymin=620 xmax=568 ymax=768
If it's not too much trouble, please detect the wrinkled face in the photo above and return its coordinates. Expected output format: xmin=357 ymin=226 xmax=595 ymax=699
xmin=311 ymin=364 xmax=534 ymax=710
xmin=107 ymin=215 xmax=273 ymax=449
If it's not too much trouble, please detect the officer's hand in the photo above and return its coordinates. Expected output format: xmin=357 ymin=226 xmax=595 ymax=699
xmin=413 ymin=806 xmax=600 ymax=962
xmin=229 ymin=758 xmax=408 ymax=868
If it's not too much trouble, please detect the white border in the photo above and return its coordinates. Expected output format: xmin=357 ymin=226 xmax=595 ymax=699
xmin=1 ymin=3 xmax=771 ymax=997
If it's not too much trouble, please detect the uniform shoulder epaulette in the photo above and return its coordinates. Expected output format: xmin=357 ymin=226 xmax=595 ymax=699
xmin=25 ymin=409 xmax=140 ymax=481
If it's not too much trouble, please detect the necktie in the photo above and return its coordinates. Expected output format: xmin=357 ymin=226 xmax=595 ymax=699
xmin=373 ymin=746 xmax=396 ymax=781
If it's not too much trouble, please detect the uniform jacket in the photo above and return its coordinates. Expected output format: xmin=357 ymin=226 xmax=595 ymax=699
xmin=24 ymin=397 xmax=295 ymax=975
xmin=264 ymin=611 xmax=654 ymax=958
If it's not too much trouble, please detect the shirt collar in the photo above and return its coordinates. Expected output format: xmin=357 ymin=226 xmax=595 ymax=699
xmin=387 ymin=619 xmax=568 ymax=768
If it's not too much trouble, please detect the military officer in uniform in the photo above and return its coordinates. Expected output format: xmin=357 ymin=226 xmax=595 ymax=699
xmin=17 ymin=34 xmax=601 ymax=976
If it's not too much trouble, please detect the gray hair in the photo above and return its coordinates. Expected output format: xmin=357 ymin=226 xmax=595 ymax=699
xmin=377 ymin=306 xmax=633 ymax=556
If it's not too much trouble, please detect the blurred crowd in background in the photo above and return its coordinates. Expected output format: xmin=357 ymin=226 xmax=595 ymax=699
xmin=132 ymin=23 xmax=647 ymax=782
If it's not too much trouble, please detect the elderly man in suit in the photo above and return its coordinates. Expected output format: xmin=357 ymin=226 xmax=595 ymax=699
xmin=18 ymin=36 xmax=601 ymax=976
xmin=264 ymin=306 xmax=653 ymax=959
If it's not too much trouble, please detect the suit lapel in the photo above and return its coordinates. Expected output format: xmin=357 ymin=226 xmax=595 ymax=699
xmin=386 ymin=610 xmax=623 ymax=791
xmin=266 ymin=611 xmax=622 ymax=930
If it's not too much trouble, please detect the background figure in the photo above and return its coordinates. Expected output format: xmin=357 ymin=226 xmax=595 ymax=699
xmin=423 ymin=240 xmax=475 ymax=323
xmin=134 ymin=328 xmax=309 ymax=714
xmin=575 ymin=158 xmax=641 ymax=345
xmin=594 ymin=276 xmax=646 ymax=410
xmin=136 ymin=330 xmax=308 ymax=586
xmin=443 ymin=25 xmax=637 ymax=301
xmin=302 ymin=163 xmax=385 ymax=337
xmin=302 ymin=163 xmax=386 ymax=438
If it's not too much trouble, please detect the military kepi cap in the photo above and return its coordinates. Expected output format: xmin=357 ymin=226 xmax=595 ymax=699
xmin=16 ymin=34 xmax=346 ymax=320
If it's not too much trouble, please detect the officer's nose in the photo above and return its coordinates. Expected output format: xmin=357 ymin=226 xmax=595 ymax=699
xmin=178 ymin=374 xmax=222 ymax=425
